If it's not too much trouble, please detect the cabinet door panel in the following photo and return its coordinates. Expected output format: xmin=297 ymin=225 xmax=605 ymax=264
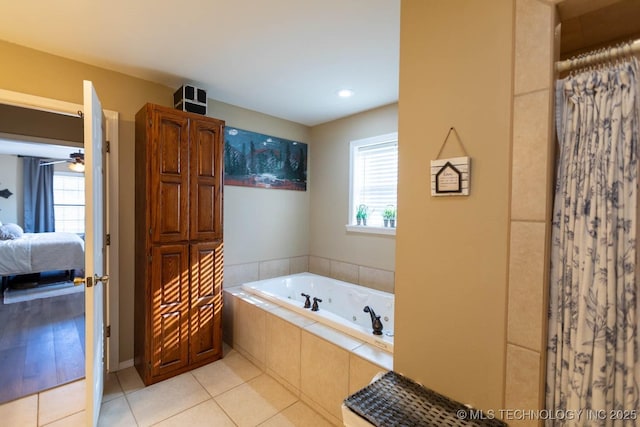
xmin=150 ymin=245 xmax=190 ymax=378
xmin=190 ymin=120 xmax=223 ymax=241
xmin=151 ymin=110 xmax=189 ymax=243
xmin=189 ymin=241 xmax=223 ymax=364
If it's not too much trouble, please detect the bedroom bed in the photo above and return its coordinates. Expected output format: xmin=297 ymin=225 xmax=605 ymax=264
xmin=0 ymin=231 xmax=85 ymax=281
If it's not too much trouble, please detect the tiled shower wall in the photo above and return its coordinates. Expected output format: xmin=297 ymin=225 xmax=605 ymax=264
xmin=224 ymin=255 xmax=395 ymax=293
xmin=505 ymin=0 xmax=556 ymax=425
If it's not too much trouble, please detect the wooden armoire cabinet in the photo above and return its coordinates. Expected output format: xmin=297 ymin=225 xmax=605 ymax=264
xmin=134 ymin=103 xmax=224 ymax=385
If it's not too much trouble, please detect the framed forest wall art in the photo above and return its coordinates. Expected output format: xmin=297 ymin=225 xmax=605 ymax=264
xmin=224 ymin=127 xmax=307 ymax=191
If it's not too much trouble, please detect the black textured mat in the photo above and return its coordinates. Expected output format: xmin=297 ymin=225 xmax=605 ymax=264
xmin=344 ymin=371 xmax=507 ymax=427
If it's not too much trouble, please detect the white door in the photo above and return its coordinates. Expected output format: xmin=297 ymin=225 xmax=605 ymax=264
xmin=83 ymin=80 xmax=107 ymax=427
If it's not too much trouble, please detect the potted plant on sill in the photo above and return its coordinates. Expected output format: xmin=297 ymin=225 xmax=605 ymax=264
xmin=356 ymin=204 xmax=369 ymax=226
xmin=383 ymin=205 xmax=396 ymax=228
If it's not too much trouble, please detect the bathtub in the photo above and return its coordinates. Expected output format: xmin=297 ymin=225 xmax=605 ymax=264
xmin=241 ymin=272 xmax=394 ymax=352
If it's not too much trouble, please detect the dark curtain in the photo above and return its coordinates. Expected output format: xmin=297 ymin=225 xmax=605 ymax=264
xmin=23 ymin=157 xmax=55 ymax=233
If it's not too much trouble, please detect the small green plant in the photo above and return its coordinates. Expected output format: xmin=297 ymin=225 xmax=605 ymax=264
xmin=356 ymin=204 xmax=369 ymax=225
xmin=357 ymin=204 xmax=368 ymax=219
xmin=383 ymin=205 xmax=396 ymax=228
xmin=383 ymin=205 xmax=396 ymax=220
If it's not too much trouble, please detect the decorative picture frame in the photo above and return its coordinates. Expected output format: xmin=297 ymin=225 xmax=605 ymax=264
xmin=431 ymin=157 xmax=470 ymax=196
xmin=224 ymin=127 xmax=308 ymax=191
xmin=431 ymin=127 xmax=471 ymax=197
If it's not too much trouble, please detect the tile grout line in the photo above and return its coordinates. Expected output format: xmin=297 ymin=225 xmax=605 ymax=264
xmin=105 ymin=349 xmax=329 ymax=427
xmin=191 ymin=369 xmax=242 ymax=427
xmin=210 ymin=397 xmax=239 ymax=427
xmin=115 ymin=371 xmax=142 ymax=426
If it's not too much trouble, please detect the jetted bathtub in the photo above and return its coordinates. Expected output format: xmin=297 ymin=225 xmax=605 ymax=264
xmin=242 ymin=272 xmax=394 ymax=352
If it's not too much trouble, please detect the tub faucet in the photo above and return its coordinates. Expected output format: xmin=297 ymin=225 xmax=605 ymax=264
xmin=311 ymin=297 xmax=322 ymax=312
xmin=363 ymin=306 xmax=383 ymax=336
xmin=301 ymin=293 xmax=311 ymax=309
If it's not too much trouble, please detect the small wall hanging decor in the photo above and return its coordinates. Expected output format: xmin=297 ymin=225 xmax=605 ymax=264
xmin=431 ymin=127 xmax=471 ymax=196
xmin=0 ymin=182 xmax=12 ymax=199
xmin=224 ymin=127 xmax=307 ymax=191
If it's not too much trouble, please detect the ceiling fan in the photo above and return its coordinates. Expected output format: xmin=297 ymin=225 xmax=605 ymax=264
xmin=40 ymin=150 xmax=85 ymax=172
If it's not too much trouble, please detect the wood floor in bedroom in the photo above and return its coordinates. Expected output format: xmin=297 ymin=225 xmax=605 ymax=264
xmin=0 ymin=291 xmax=85 ymax=404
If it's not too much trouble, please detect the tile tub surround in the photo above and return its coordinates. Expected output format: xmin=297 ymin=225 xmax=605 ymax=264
xmin=223 ymin=255 xmax=395 ymax=294
xmin=224 ymin=287 xmax=392 ymax=425
xmin=224 ymin=256 xmax=310 ymax=287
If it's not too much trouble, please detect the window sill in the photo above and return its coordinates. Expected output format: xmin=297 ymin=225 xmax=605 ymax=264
xmin=345 ymin=224 xmax=396 ymax=236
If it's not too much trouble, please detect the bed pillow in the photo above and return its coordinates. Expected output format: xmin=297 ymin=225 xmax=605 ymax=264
xmin=0 ymin=223 xmax=24 ymax=240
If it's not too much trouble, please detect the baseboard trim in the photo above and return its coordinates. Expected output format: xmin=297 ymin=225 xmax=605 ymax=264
xmin=118 ymin=359 xmax=134 ymax=370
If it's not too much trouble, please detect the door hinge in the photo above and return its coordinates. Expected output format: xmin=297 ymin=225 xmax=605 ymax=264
xmin=148 ymin=255 xmax=152 ymax=263
xmin=106 ymin=325 xmax=111 ymax=338
xmin=105 ymin=140 xmax=111 ymax=153
xmin=105 ymin=234 xmax=111 ymax=246
xmin=148 ymin=362 xmax=152 ymax=371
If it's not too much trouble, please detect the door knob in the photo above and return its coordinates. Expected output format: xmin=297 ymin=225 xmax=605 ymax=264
xmin=73 ymin=274 xmax=109 ymax=288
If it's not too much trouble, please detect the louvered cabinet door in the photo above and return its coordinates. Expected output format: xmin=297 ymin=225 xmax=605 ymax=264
xmin=149 ymin=244 xmax=190 ymax=379
xmin=150 ymin=108 xmax=190 ymax=244
xmin=189 ymin=118 xmax=224 ymax=241
xmin=189 ymin=241 xmax=223 ymax=364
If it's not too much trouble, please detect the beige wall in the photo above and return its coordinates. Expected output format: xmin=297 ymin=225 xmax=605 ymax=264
xmin=395 ymin=0 xmax=514 ymax=412
xmin=0 ymin=103 xmax=83 ymax=143
xmin=210 ymin=100 xmax=311 ymax=265
xmin=0 ymin=154 xmax=20 ymax=224
xmin=395 ymin=0 xmax=556 ymax=422
xmin=309 ymin=103 xmax=398 ymax=272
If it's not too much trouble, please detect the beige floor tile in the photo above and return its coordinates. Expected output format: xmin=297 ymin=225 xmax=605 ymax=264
xmin=103 ymin=372 xmax=124 ymax=403
xmin=38 ymin=379 xmax=85 ymax=426
xmin=215 ymin=374 xmax=297 ymax=427
xmin=153 ymin=399 xmax=235 ymax=427
xmin=192 ymin=350 xmax=262 ymax=397
xmin=41 ymin=411 xmax=85 ymax=427
xmin=0 ymin=394 xmax=38 ymax=427
xmin=126 ymin=373 xmax=209 ymax=427
xmin=116 ymin=367 xmax=145 ymax=394
xmin=98 ymin=396 xmax=138 ymax=427
xmin=259 ymin=401 xmax=333 ymax=427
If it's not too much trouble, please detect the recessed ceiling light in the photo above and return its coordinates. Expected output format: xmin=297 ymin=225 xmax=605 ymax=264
xmin=337 ymin=89 xmax=354 ymax=98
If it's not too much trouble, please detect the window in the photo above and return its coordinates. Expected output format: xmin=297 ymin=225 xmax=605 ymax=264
xmin=53 ymin=172 xmax=85 ymax=233
xmin=349 ymin=132 xmax=398 ymax=231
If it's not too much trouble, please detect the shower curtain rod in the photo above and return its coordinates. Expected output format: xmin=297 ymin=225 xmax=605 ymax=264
xmin=555 ymin=38 xmax=640 ymax=73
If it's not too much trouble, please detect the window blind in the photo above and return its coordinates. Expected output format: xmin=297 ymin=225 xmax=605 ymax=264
xmin=352 ymin=140 xmax=398 ymax=226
